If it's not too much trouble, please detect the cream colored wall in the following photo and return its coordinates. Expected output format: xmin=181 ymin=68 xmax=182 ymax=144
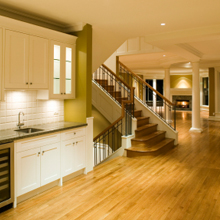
xmin=170 ymin=75 xmax=192 ymax=88
xmin=92 ymin=106 xmax=111 ymax=138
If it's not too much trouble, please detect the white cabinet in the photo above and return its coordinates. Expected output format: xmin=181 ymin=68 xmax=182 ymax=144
xmin=16 ymin=148 xmax=41 ymax=196
xmin=50 ymin=41 xmax=75 ymax=99
xmin=61 ymin=128 xmax=86 ymax=177
xmin=15 ymin=133 xmax=60 ymax=196
xmin=14 ymin=126 xmax=87 ymax=203
xmin=41 ymin=143 xmax=60 ymax=186
xmin=62 ymin=136 xmax=85 ymax=177
xmin=5 ymin=30 xmax=49 ymax=89
xmin=29 ymin=36 xmax=49 ymax=89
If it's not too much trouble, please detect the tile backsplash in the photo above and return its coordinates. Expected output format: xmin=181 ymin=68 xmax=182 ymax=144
xmin=0 ymin=91 xmax=64 ymax=130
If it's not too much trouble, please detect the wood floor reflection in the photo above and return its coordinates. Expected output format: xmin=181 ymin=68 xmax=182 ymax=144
xmin=1 ymin=111 xmax=220 ymax=220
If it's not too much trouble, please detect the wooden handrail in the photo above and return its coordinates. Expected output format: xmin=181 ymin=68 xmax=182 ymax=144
xmin=93 ymin=83 xmax=135 ymax=141
xmin=101 ymin=64 xmax=132 ymax=89
xmin=118 ymin=61 xmax=175 ymax=106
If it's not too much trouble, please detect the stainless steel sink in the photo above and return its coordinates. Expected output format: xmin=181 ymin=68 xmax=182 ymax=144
xmin=15 ymin=128 xmax=44 ymax=133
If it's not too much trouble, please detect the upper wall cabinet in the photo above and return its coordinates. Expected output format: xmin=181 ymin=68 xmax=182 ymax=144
xmin=50 ymin=41 xmax=75 ymax=99
xmin=5 ymin=30 xmax=49 ymax=89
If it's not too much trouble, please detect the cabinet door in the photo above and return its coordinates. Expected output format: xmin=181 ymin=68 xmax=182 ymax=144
xmin=50 ymin=41 xmax=75 ymax=99
xmin=5 ymin=30 xmax=29 ymax=89
xmin=75 ymin=137 xmax=86 ymax=171
xmin=41 ymin=142 xmax=60 ymax=186
xmin=61 ymin=138 xmax=76 ymax=177
xmin=16 ymin=148 xmax=41 ymax=196
xmin=29 ymin=36 xmax=49 ymax=89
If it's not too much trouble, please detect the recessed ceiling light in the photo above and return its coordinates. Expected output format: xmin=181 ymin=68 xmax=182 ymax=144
xmin=161 ymin=23 xmax=166 ymax=26
xmin=163 ymin=55 xmax=166 ymax=57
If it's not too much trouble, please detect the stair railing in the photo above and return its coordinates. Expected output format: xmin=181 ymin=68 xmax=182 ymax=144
xmin=93 ymin=64 xmax=135 ymax=166
xmin=118 ymin=61 xmax=176 ymax=130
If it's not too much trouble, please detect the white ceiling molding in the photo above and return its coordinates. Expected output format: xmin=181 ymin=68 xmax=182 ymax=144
xmin=177 ymin=43 xmax=203 ymax=59
xmin=64 ymin=22 xmax=86 ymax=33
xmin=0 ymin=5 xmax=68 ymax=32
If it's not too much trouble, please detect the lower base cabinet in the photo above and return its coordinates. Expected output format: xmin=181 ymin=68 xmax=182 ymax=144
xmin=16 ymin=148 xmax=41 ymax=196
xmin=15 ymin=127 xmax=86 ymax=199
xmin=16 ymin=138 xmax=60 ymax=197
xmin=61 ymin=136 xmax=85 ymax=177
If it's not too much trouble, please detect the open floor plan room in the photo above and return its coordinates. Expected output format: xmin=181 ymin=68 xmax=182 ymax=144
xmin=1 ymin=111 xmax=220 ymax=220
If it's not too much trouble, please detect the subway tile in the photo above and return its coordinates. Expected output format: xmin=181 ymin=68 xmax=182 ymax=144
xmin=0 ymin=91 xmax=64 ymax=131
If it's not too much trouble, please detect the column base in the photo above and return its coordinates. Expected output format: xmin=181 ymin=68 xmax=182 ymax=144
xmin=189 ymin=127 xmax=203 ymax=133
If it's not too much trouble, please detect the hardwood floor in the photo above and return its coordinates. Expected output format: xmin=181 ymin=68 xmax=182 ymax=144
xmin=1 ymin=111 xmax=220 ymax=219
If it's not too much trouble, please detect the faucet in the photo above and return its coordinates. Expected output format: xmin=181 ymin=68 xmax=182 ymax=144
xmin=17 ymin=111 xmax=24 ymax=129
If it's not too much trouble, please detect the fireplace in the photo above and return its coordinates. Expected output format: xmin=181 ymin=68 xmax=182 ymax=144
xmin=176 ymin=100 xmax=190 ymax=109
xmin=172 ymin=96 xmax=192 ymax=110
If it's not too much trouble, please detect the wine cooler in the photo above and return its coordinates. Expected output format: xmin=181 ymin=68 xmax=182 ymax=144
xmin=0 ymin=142 xmax=14 ymax=209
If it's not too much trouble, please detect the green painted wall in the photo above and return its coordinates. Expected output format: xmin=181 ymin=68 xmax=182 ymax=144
xmin=170 ymin=75 xmax=192 ymax=88
xmin=92 ymin=106 xmax=111 ymax=138
xmin=64 ymin=24 xmax=92 ymax=123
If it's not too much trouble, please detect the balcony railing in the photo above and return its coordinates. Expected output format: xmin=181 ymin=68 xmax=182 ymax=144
xmin=118 ymin=61 xmax=176 ymax=130
xmin=93 ymin=64 xmax=135 ymax=166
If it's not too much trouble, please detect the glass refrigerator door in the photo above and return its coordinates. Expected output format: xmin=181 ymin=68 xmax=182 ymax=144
xmin=0 ymin=148 xmax=10 ymax=203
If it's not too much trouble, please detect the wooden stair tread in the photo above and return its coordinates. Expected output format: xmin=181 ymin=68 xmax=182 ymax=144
xmin=135 ymin=123 xmax=157 ymax=132
xmin=126 ymin=138 xmax=174 ymax=152
xmin=136 ymin=116 xmax=150 ymax=120
xmin=132 ymin=130 xmax=166 ymax=142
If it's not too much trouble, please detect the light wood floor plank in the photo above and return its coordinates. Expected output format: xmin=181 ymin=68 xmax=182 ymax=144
xmin=1 ymin=111 xmax=220 ymax=219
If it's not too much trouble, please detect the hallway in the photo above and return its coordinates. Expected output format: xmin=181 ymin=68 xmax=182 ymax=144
xmin=1 ymin=111 xmax=220 ymax=220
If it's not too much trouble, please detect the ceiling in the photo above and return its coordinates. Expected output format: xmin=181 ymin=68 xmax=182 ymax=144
xmin=0 ymin=0 xmax=220 ymax=74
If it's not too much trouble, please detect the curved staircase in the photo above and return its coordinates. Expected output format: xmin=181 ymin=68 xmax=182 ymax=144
xmin=93 ymin=67 xmax=175 ymax=158
xmin=126 ymin=109 xmax=175 ymax=157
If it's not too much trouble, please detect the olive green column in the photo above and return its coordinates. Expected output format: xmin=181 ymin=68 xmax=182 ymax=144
xmin=64 ymin=24 xmax=92 ymax=123
xmin=209 ymin=67 xmax=215 ymax=117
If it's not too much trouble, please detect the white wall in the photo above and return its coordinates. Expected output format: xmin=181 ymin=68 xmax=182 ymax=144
xmin=0 ymin=91 xmax=64 ymax=130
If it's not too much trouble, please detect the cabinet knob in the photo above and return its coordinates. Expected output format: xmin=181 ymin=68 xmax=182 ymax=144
xmin=42 ymin=151 xmax=44 ymax=155
xmin=76 ymin=141 xmax=78 ymax=144
xmin=26 ymin=82 xmax=28 ymax=85
xmin=64 ymin=93 xmax=66 ymax=95
xmin=74 ymin=132 xmax=76 ymax=135
xmin=38 ymin=152 xmax=40 ymax=156
xmin=61 ymin=93 xmax=63 ymax=95
xmin=30 ymin=82 xmax=32 ymax=85
xmin=73 ymin=142 xmax=75 ymax=145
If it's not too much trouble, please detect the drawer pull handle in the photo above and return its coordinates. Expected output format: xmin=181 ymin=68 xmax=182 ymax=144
xmin=42 ymin=147 xmax=57 ymax=156
xmin=38 ymin=152 xmax=40 ymax=156
xmin=74 ymin=132 xmax=76 ymax=135
xmin=76 ymin=142 xmax=78 ymax=144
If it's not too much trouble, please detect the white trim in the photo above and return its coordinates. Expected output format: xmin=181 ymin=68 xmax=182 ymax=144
xmin=189 ymin=127 xmax=203 ymax=133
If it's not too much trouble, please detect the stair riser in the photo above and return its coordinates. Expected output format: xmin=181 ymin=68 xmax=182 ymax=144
xmin=109 ymin=91 xmax=121 ymax=98
xmin=131 ymin=132 xmax=166 ymax=147
xmin=126 ymin=140 xmax=175 ymax=157
xmin=116 ymin=97 xmax=128 ymax=103
xmin=137 ymin=118 xmax=149 ymax=127
xmin=134 ymin=111 xmax=142 ymax=117
xmin=135 ymin=125 xmax=158 ymax=138
xmin=103 ymin=85 xmax=114 ymax=92
xmin=95 ymin=80 xmax=108 ymax=86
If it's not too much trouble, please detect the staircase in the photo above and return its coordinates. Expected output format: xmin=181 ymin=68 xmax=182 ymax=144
xmin=93 ymin=67 xmax=175 ymax=158
xmin=126 ymin=109 xmax=175 ymax=157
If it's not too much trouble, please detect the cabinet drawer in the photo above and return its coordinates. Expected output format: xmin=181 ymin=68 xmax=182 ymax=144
xmin=16 ymin=133 xmax=60 ymax=153
xmin=61 ymin=127 xmax=86 ymax=141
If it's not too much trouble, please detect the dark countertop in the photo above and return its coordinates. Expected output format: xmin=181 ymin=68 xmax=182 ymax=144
xmin=0 ymin=121 xmax=87 ymax=144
